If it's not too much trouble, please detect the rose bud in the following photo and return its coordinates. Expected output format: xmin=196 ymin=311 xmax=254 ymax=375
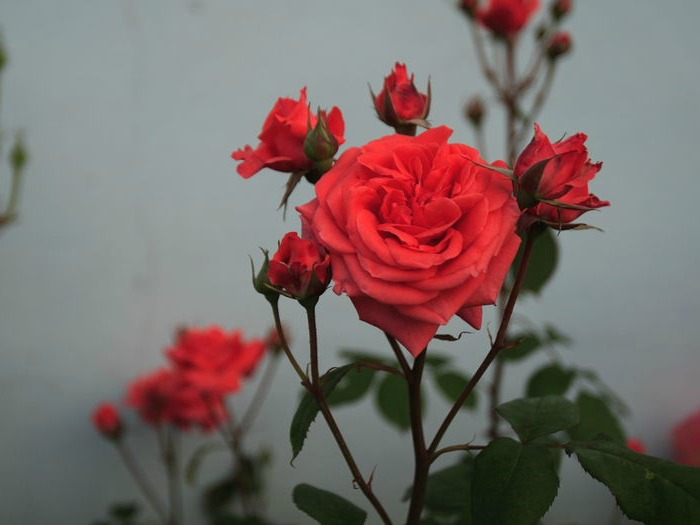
xmin=546 ymin=31 xmax=572 ymax=61
xmin=626 ymin=438 xmax=647 ymax=454
xmin=514 ymin=124 xmax=609 ymax=230
xmin=464 ymin=96 xmax=486 ymax=127
xmin=550 ymin=0 xmax=572 ymax=20
xmin=303 ymin=110 xmax=340 ymax=182
xmin=92 ymin=403 xmax=123 ymax=440
xmin=268 ymin=232 xmax=331 ymax=307
xmin=460 ymin=0 xmax=479 ymax=18
xmin=477 ymin=0 xmax=541 ymax=38
xmin=370 ymin=63 xmax=431 ymax=136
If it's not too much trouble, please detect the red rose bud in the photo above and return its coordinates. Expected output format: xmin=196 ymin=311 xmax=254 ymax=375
xmin=268 ymin=232 xmax=331 ymax=306
xmin=460 ymin=0 xmax=479 ymax=18
xmin=92 ymin=403 xmax=122 ymax=440
xmin=371 ymin=63 xmax=431 ymax=135
xmin=627 ymin=438 xmax=647 ymax=454
xmin=303 ymin=110 xmax=339 ymax=182
xmin=232 ymin=88 xmax=345 ymax=179
xmin=550 ymin=0 xmax=572 ymax=20
xmin=464 ymin=96 xmax=486 ymax=127
xmin=477 ymin=0 xmax=540 ymax=37
xmin=514 ymin=123 xmax=609 ymax=230
xmin=547 ymin=31 xmax=572 ymax=60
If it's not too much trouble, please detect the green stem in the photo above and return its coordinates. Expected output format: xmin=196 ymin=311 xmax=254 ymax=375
xmin=116 ymin=440 xmax=168 ymax=524
xmin=237 ymin=350 xmax=281 ymax=439
xmin=159 ymin=426 xmax=182 ymax=525
xmin=270 ymin=301 xmax=310 ymax=387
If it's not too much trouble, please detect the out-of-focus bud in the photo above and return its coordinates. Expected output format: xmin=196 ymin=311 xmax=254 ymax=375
xmin=550 ymin=0 xmax=572 ymax=21
xmin=265 ymin=324 xmax=290 ymax=354
xmin=92 ymin=403 xmax=123 ymax=440
xmin=464 ymin=96 xmax=486 ymax=127
xmin=459 ymin=0 xmax=479 ymax=18
xmin=626 ymin=438 xmax=647 ymax=454
xmin=0 ymin=35 xmax=7 ymax=73
xmin=547 ymin=31 xmax=572 ymax=61
xmin=10 ymin=132 xmax=28 ymax=172
xmin=251 ymin=249 xmax=280 ymax=305
xmin=370 ymin=62 xmax=431 ymax=136
xmin=268 ymin=232 xmax=331 ymax=308
xmin=535 ymin=23 xmax=548 ymax=41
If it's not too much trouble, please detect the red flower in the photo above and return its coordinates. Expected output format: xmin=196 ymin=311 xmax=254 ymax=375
xmin=514 ymin=123 xmax=609 ymax=228
xmin=268 ymin=232 xmax=331 ymax=303
xmin=232 ymin=88 xmax=345 ymax=179
xmin=673 ymin=409 xmax=700 ymax=466
xmin=547 ymin=31 xmax=573 ymax=60
xmin=92 ymin=403 xmax=122 ymax=438
xmin=371 ymin=63 xmax=431 ymax=133
xmin=126 ymin=368 xmax=226 ymax=432
xmin=298 ymin=126 xmax=521 ymax=356
xmin=167 ymin=326 xmax=267 ymax=395
xmin=477 ymin=0 xmax=540 ymax=37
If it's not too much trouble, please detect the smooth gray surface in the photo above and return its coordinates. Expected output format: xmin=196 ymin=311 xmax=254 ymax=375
xmin=0 ymin=1 xmax=699 ymax=523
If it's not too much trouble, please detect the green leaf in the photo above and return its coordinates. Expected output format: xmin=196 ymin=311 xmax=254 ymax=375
xmin=434 ymin=370 xmax=477 ymax=410
xmin=567 ymin=392 xmax=626 ymax=443
xmin=292 ymin=483 xmax=367 ymax=525
xmin=290 ymin=365 xmax=353 ymax=462
xmin=472 ymin=438 xmax=559 ymax=525
xmin=498 ymin=333 xmax=541 ymax=362
xmin=497 ymin=396 xmax=579 ymax=443
xmin=513 ymin=227 xmax=559 ymax=295
xmin=326 ymin=365 xmax=375 ymax=407
xmin=109 ymin=503 xmax=139 ymax=523
xmin=543 ymin=324 xmax=571 ymax=345
xmin=423 ymin=352 xmax=452 ymax=369
xmin=424 ymin=458 xmax=474 ymax=516
xmin=375 ymin=373 xmax=411 ymax=431
xmin=525 ymin=364 xmax=576 ymax=398
xmin=339 ymin=349 xmax=391 ymax=366
xmin=571 ymin=439 xmax=700 ymax=525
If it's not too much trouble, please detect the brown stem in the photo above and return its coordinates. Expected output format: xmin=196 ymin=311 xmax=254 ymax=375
xmin=270 ymin=301 xmax=310 ymax=388
xmin=405 ymin=352 xmax=429 ymax=525
xmin=385 ymin=332 xmax=411 ymax=378
xmin=468 ymin=20 xmax=501 ymax=93
xmin=116 ymin=440 xmax=168 ymax=524
xmin=515 ymin=63 xmax=556 ymax=147
xmin=427 ymin=231 xmax=537 ymax=457
xmin=433 ymin=444 xmax=488 ymax=461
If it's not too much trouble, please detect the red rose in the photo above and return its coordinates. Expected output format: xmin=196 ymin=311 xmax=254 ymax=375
xmin=298 ymin=126 xmax=521 ymax=356
xmin=232 ymin=88 xmax=345 ymax=179
xmin=126 ymin=368 xmax=226 ymax=432
xmin=166 ymin=326 xmax=267 ymax=395
xmin=371 ymin=63 xmax=431 ymax=133
xmin=268 ymin=232 xmax=331 ymax=303
xmin=514 ymin=123 xmax=609 ymax=228
xmin=673 ymin=408 xmax=700 ymax=466
xmin=477 ymin=0 xmax=540 ymax=37
xmin=92 ymin=402 xmax=122 ymax=438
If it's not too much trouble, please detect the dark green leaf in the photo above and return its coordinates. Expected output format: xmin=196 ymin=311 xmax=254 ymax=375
xmin=292 ymin=483 xmax=367 ymax=525
xmin=326 ymin=366 xmax=375 ymax=407
xmin=543 ymin=325 xmax=571 ymax=345
xmin=498 ymin=333 xmax=541 ymax=362
xmin=375 ymin=373 xmax=411 ymax=431
xmin=423 ymin=352 xmax=452 ymax=369
xmin=203 ymin=474 xmax=237 ymax=516
xmin=290 ymin=365 xmax=353 ymax=462
xmin=109 ymin=503 xmax=139 ymax=522
xmin=339 ymin=349 xmax=391 ymax=366
xmin=567 ymin=392 xmax=625 ymax=443
xmin=497 ymin=396 xmax=579 ymax=443
xmin=210 ymin=513 xmax=275 ymax=525
xmin=571 ymin=439 xmax=700 ymax=525
xmin=424 ymin=458 xmax=474 ymax=516
xmin=519 ymin=227 xmax=558 ymax=295
xmin=434 ymin=371 xmax=477 ymax=410
xmin=472 ymin=438 xmax=559 ymax=525
xmin=525 ymin=364 xmax=576 ymax=398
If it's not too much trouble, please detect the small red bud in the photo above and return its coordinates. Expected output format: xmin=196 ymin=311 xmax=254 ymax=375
xmin=550 ymin=0 xmax=572 ymax=21
xmin=464 ymin=96 xmax=486 ymax=127
xmin=92 ymin=403 xmax=123 ymax=440
xmin=547 ymin=31 xmax=572 ymax=60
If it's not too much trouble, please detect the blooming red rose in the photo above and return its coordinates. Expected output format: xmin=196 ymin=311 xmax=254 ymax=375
xmin=673 ymin=408 xmax=700 ymax=466
xmin=167 ymin=326 xmax=267 ymax=395
xmin=514 ymin=123 xmax=609 ymax=228
xmin=126 ymin=368 xmax=226 ymax=432
xmin=268 ymin=232 xmax=331 ymax=302
xmin=477 ymin=0 xmax=540 ymax=36
xmin=298 ymin=126 xmax=521 ymax=356
xmin=92 ymin=402 xmax=122 ymax=438
xmin=232 ymin=88 xmax=345 ymax=179
xmin=372 ymin=63 xmax=431 ymax=133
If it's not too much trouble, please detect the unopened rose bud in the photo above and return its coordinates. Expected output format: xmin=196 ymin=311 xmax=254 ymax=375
xmin=92 ymin=403 xmax=123 ymax=440
xmin=304 ymin=110 xmax=339 ymax=163
xmin=371 ymin=63 xmax=431 ymax=135
xmin=251 ymin=249 xmax=280 ymax=305
xmin=10 ymin=133 xmax=28 ymax=172
xmin=464 ymin=96 xmax=486 ymax=127
xmin=459 ymin=0 xmax=479 ymax=18
xmin=550 ymin=0 xmax=572 ymax=21
xmin=547 ymin=31 xmax=572 ymax=61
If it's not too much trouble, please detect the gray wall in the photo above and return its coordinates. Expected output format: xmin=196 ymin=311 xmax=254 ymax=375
xmin=0 ymin=1 xmax=699 ymax=523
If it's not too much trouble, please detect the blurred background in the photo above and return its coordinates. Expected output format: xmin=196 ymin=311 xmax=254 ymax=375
xmin=0 ymin=0 xmax=699 ymax=523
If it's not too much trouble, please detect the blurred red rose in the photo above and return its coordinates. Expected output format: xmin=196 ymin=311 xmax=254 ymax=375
xmin=673 ymin=409 xmax=700 ymax=466
xmin=92 ymin=402 xmax=122 ymax=438
xmin=232 ymin=88 xmax=345 ymax=179
xmin=477 ymin=0 xmax=540 ymax=37
xmin=167 ymin=326 xmax=266 ymax=395
xmin=371 ymin=63 xmax=430 ymax=133
xmin=298 ymin=126 xmax=520 ymax=356
xmin=626 ymin=438 xmax=647 ymax=454
xmin=269 ymin=232 xmax=331 ymax=302
xmin=514 ymin=123 xmax=609 ymax=228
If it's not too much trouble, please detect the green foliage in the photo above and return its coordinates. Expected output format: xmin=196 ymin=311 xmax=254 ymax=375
xmin=326 ymin=366 xmax=376 ymax=407
xmin=496 ymin=396 xmax=579 ymax=443
xmin=472 ymin=438 xmax=559 ymax=525
xmin=434 ymin=370 xmax=477 ymax=410
xmin=292 ymin=484 xmax=367 ymax=525
xmin=289 ymin=365 xmax=353 ymax=462
xmin=567 ymin=391 xmax=626 ymax=443
xmin=526 ymin=364 xmax=576 ymax=398
xmin=511 ymin=227 xmax=559 ymax=295
xmin=375 ymin=372 xmax=411 ymax=431
xmin=570 ymin=438 xmax=700 ymax=525
xmin=418 ymin=457 xmax=475 ymax=524
xmin=498 ymin=333 xmax=541 ymax=362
